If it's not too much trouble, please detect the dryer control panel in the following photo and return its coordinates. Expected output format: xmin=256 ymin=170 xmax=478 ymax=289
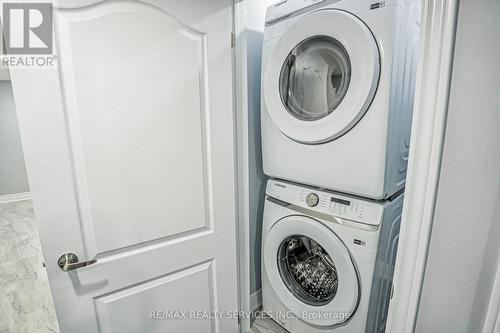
xmin=266 ymin=179 xmax=384 ymax=226
xmin=265 ymin=0 xmax=325 ymax=24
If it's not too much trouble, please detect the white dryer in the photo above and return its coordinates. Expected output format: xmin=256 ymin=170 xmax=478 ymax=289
xmin=261 ymin=179 xmax=403 ymax=333
xmin=261 ymin=0 xmax=421 ymax=199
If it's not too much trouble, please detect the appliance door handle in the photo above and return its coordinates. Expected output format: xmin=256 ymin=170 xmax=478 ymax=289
xmin=57 ymin=253 xmax=97 ymax=272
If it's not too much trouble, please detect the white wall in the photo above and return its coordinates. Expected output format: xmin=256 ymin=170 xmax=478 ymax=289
xmin=245 ymin=0 xmax=276 ymax=295
xmin=415 ymin=0 xmax=500 ymax=332
xmin=0 ymin=81 xmax=29 ymax=196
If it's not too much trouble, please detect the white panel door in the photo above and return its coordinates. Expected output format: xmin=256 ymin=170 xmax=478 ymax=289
xmin=9 ymin=0 xmax=239 ymax=332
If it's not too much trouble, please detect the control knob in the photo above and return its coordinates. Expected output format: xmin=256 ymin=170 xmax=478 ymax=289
xmin=306 ymin=193 xmax=319 ymax=207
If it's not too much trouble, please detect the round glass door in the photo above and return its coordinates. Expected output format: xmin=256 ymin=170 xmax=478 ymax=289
xmin=277 ymin=235 xmax=338 ymax=306
xmin=279 ymin=36 xmax=351 ymax=121
xmin=262 ymin=9 xmax=380 ymax=143
xmin=264 ymin=215 xmax=360 ymax=326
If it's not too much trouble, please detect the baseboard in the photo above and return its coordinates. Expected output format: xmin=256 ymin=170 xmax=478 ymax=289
xmin=0 ymin=192 xmax=31 ymax=204
xmin=250 ymin=289 xmax=262 ymax=312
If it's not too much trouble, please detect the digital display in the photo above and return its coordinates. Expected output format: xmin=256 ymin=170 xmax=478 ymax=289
xmin=331 ymin=197 xmax=351 ymax=206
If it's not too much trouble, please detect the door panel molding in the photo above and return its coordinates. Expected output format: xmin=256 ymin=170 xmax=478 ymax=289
xmin=53 ymin=0 xmax=214 ymax=255
xmin=94 ymin=260 xmax=218 ymax=333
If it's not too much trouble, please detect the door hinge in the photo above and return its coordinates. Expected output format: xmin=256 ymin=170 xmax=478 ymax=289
xmin=231 ymin=32 xmax=236 ymax=48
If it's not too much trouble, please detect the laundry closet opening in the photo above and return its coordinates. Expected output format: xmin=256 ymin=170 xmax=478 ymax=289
xmin=239 ymin=0 xmax=421 ymax=332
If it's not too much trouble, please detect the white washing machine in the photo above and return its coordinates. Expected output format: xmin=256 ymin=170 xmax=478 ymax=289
xmin=262 ymin=179 xmax=403 ymax=333
xmin=261 ymin=0 xmax=421 ymax=199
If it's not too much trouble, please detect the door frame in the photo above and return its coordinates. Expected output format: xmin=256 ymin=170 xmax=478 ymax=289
xmin=384 ymin=0 xmax=459 ymax=332
xmin=233 ymin=1 xmax=252 ymax=332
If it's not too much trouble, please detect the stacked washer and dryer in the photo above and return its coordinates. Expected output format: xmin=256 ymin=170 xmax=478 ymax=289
xmin=260 ymin=0 xmax=420 ymax=332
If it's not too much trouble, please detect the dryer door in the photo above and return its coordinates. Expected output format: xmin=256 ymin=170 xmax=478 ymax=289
xmin=264 ymin=215 xmax=360 ymax=327
xmin=263 ymin=9 xmax=380 ymax=144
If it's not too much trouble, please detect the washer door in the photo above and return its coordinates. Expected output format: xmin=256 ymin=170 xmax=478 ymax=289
xmin=264 ymin=215 xmax=360 ymax=327
xmin=263 ymin=9 xmax=380 ymax=144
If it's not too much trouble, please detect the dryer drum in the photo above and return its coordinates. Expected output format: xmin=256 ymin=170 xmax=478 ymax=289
xmin=278 ymin=35 xmax=352 ymax=122
xmin=278 ymin=235 xmax=338 ymax=306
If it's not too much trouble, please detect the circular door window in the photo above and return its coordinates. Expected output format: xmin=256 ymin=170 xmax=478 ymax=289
xmin=263 ymin=215 xmax=360 ymax=327
xmin=262 ymin=9 xmax=380 ymax=144
xmin=279 ymin=36 xmax=351 ymax=121
xmin=278 ymin=235 xmax=338 ymax=306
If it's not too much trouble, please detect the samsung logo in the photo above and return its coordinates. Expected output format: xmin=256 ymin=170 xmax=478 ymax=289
xmin=274 ymin=183 xmax=286 ymax=188
xmin=370 ymin=1 xmax=385 ymax=10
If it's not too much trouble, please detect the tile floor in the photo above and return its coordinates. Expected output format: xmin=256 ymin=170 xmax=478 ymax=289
xmin=0 ymin=200 xmax=59 ymax=333
xmin=249 ymin=315 xmax=289 ymax=333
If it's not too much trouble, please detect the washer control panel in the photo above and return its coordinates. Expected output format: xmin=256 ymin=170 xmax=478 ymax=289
xmin=266 ymin=179 xmax=384 ymax=226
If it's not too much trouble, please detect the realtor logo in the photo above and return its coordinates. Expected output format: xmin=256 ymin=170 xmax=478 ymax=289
xmin=2 ymin=3 xmax=52 ymax=54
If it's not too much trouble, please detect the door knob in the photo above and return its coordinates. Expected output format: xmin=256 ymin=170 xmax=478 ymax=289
xmin=58 ymin=253 xmax=97 ymax=272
